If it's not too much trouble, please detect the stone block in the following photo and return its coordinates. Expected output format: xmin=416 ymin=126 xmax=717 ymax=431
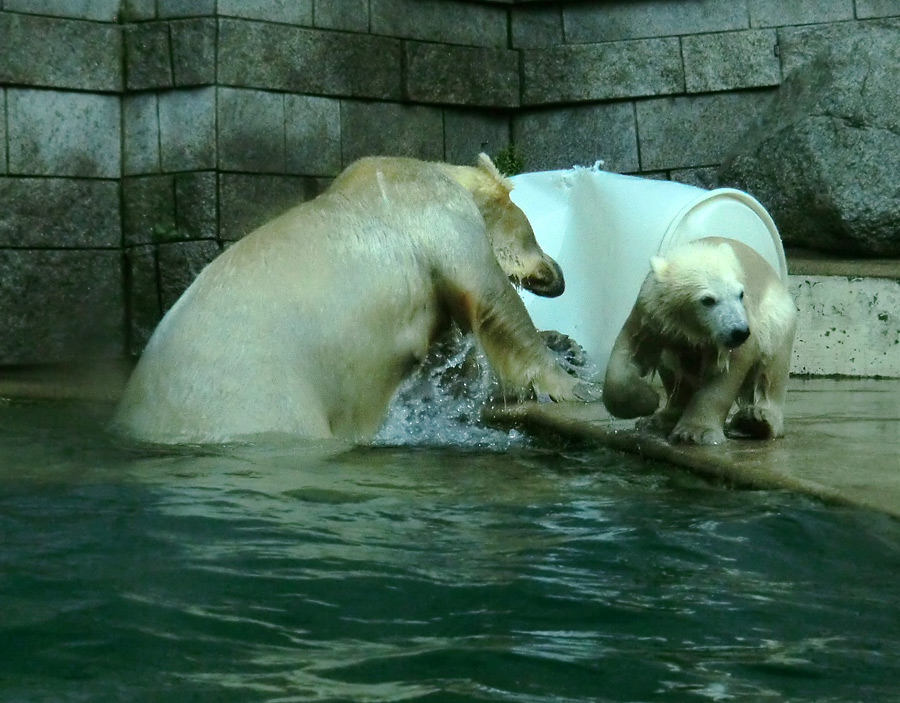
xmin=719 ymin=27 xmax=900 ymax=257
xmin=405 ymin=42 xmax=519 ymax=108
xmin=307 ymin=177 xmax=333 ymax=199
xmin=123 ymin=172 xmax=217 ymax=245
xmin=748 ymin=0 xmax=853 ymax=27
xmin=0 ymin=249 xmax=124 ymax=364
xmin=340 ymin=101 xmax=444 ymax=165
xmin=444 ymin=110 xmax=511 ymax=168
xmin=218 ymin=19 xmax=401 ymax=100
xmin=218 ymin=88 xmax=286 ymax=173
xmin=777 ymin=19 xmax=900 ymax=79
xmin=512 ymin=102 xmax=639 ymax=173
xmin=285 ymin=95 xmax=341 ymax=176
xmin=777 ymin=23 xmax=850 ymax=79
xmin=511 ymin=5 xmax=564 ymax=48
xmin=175 ymin=172 xmax=218 ymax=240
xmin=8 ymin=89 xmax=120 ymax=178
xmin=0 ymin=13 xmax=121 ymax=92
xmin=669 ymin=167 xmax=720 ymax=190
xmin=370 ymin=0 xmax=507 ymax=48
xmin=157 ymin=0 xmax=216 ymax=18
xmin=0 ymin=92 xmax=5 ymax=175
xmin=125 ymin=22 xmax=173 ymax=91
xmin=636 ymin=91 xmax=775 ymax=171
xmin=218 ymin=0 xmax=313 ymax=25
xmin=123 ymin=175 xmax=177 ymax=246
xmin=125 ymin=245 xmax=161 ymax=355
xmin=857 ymin=0 xmax=900 ymax=18
xmin=791 ymin=275 xmax=900 ymax=377
xmin=522 ymin=38 xmax=682 ymax=105
xmin=0 ymin=178 xmax=120 ymax=248
xmin=158 ymin=240 xmax=222 ymax=313
xmin=171 ymin=18 xmax=216 ymax=86
xmin=313 ymin=0 xmax=368 ymax=32
xmin=4 ymin=0 xmax=119 ymax=21
xmin=218 ymin=173 xmax=308 ymax=241
xmin=564 ymin=0 xmax=747 ymax=43
xmin=683 ymin=29 xmax=780 ymax=93
xmin=635 ymin=170 xmax=671 ymax=181
xmin=158 ymin=88 xmax=216 ymax=171
xmin=123 ymin=93 xmax=160 ymax=176
xmin=121 ymin=0 xmax=156 ymax=21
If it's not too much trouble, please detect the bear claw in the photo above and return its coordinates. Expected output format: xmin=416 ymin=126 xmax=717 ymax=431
xmin=572 ymin=381 xmax=602 ymax=402
xmin=669 ymin=424 xmax=726 ymax=445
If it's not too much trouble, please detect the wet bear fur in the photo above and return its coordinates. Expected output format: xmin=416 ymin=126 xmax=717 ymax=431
xmin=114 ymin=154 xmax=592 ymax=444
xmin=603 ymin=237 xmax=797 ymax=445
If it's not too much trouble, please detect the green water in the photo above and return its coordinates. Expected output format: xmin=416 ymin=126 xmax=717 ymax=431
xmin=1 ymin=398 xmax=899 ymax=703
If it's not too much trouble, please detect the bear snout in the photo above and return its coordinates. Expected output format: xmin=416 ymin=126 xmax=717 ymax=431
xmin=522 ymin=259 xmax=565 ymax=298
xmin=726 ymin=326 xmax=750 ymax=348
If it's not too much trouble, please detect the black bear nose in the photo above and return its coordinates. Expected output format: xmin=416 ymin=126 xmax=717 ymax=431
xmin=728 ymin=327 xmax=750 ymax=347
xmin=522 ymin=259 xmax=565 ymax=298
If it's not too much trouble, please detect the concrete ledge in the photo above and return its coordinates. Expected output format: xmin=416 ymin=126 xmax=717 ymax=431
xmin=788 ymin=255 xmax=900 ymax=279
xmin=0 ymin=361 xmax=133 ymax=402
xmin=786 ymin=255 xmax=900 ymax=377
xmin=486 ymin=378 xmax=900 ymax=518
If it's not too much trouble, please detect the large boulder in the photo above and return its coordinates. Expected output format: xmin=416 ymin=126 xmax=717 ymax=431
xmin=718 ymin=26 xmax=900 ymax=257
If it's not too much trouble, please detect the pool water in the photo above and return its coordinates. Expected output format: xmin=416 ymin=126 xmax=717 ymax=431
xmin=2 ymin=394 xmax=900 ymax=703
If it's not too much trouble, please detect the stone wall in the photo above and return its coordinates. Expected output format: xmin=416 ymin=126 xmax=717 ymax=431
xmin=0 ymin=0 xmax=897 ymax=365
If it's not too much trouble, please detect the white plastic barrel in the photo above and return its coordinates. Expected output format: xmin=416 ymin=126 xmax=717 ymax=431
xmin=510 ymin=166 xmax=787 ymax=376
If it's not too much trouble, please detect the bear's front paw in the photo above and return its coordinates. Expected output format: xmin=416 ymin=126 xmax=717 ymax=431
xmin=572 ymin=381 xmax=602 ymax=402
xmin=636 ymin=409 xmax=680 ymax=436
xmin=669 ymin=422 xmax=726 ymax=446
xmin=536 ymin=374 xmax=600 ymax=403
xmin=540 ymin=330 xmax=588 ymax=369
xmin=729 ymin=406 xmax=783 ymax=439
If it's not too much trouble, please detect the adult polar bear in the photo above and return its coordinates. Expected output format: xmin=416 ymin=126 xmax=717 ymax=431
xmin=115 ymin=154 xmax=590 ymax=444
xmin=603 ymin=237 xmax=796 ymax=445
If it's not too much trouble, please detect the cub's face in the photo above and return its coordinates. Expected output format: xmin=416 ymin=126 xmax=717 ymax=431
xmin=693 ymin=276 xmax=750 ymax=349
xmin=648 ymin=241 xmax=750 ymax=350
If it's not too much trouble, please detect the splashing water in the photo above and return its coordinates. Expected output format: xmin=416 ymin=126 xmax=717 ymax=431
xmin=375 ymin=330 xmax=524 ymax=448
xmin=375 ymin=328 xmax=597 ymax=449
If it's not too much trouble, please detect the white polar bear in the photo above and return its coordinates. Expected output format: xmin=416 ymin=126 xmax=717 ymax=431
xmin=602 ymin=237 xmax=797 ymax=445
xmin=114 ymin=154 xmax=593 ymax=444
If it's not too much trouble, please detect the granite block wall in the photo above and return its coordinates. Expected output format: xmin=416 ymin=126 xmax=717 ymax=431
xmin=0 ymin=0 xmax=897 ymax=364
xmin=510 ymin=0 xmax=900 ymax=178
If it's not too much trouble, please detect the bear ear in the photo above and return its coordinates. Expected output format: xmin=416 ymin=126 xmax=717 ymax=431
xmin=717 ymin=241 xmax=744 ymax=276
xmin=650 ymin=255 xmax=669 ymax=280
xmin=476 ymin=153 xmax=513 ymax=192
xmin=718 ymin=241 xmax=739 ymax=264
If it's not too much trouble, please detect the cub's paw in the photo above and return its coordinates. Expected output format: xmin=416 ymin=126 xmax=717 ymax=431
xmin=603 ymin=381 xmax=659 ymax=419
xmin=669 ymin=422 xmax=726 ymax=446
xmin=729 ymin=406 xmax=783 ymax=439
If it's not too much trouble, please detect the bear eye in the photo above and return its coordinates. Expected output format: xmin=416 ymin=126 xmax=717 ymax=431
xmin=700 ymin=295 xmax=716 ymax=307
xmin=739 ymin=290 xmax=745 ymax=300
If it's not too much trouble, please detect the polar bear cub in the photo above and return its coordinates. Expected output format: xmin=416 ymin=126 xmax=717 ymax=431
xmin=114 ymin=154 xmax=591 ymax=444
xmin=603 ymin=237 xmax=797 ymax=445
